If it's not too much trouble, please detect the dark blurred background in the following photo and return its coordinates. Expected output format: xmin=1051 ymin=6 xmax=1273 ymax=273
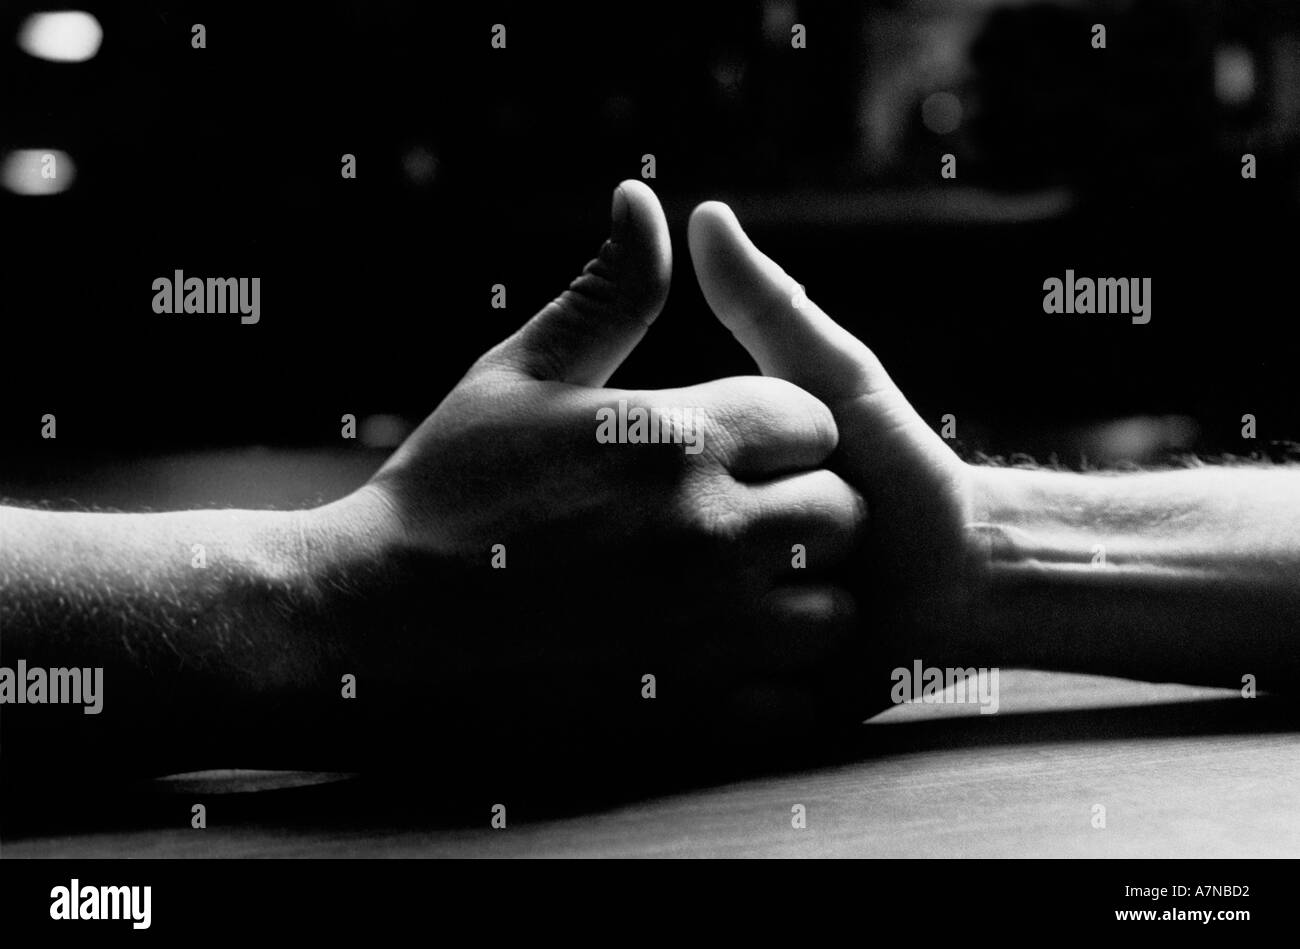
xmin=3 ymin=0 xmax=1300 ymax=509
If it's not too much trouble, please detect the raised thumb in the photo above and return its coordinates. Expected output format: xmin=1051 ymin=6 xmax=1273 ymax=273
xmin=688 ymin=200 xmax=955 ymax=489
xmin=500 ymin=179 xmax=671 ymax=387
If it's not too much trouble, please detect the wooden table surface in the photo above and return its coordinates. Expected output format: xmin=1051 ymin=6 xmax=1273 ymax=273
xmin=6 ymin=670 xmax=1299 ymax=859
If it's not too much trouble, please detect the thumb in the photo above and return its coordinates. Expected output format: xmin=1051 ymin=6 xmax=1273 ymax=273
xmin=689 ymin=200 xmax=899 ymax=408
xmin=498 ymin=179 xmax=672 ymax=387
xmin=688 ymin=200 xmax=953 ymax=486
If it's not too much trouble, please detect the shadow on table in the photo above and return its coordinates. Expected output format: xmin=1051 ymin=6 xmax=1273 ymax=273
xmin=5 ymin=688 xmax=1299 ymax=844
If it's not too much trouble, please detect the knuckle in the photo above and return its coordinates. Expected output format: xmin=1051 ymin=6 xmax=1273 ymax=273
xmin=676 ymin=484 xmax=747 ymax=553
xmin=762 ymin=378 xmax=838 ymax=451
xmin=736 ymin=376 xmax=839 ymax=456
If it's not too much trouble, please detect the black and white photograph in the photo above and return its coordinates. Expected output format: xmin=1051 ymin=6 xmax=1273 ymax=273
xmin=0 ymin=0 xmax=1293 ymax=927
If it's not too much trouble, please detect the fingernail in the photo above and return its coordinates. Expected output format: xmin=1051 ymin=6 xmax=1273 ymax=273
xmin=610 ymin=184 xmax=629 ymax=238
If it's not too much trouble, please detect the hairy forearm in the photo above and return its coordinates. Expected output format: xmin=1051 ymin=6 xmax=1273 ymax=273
xmin=0 ymin=500 xmax=371 ymax=778
xmin=965 ymin=464 xmax=1300 ymax=686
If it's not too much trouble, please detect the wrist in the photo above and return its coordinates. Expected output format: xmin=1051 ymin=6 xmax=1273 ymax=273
xmin=958 ymin=464 xmax=1241 ymax=678
xmin=226 ymin=490 xmax=417 ymax=769
xmin=298 ymin=481 xmax=456 ymax=671
xmin=960 ymin=464 xmax=1097 ymax=670
xmin=304 ymin=484 xmax=406 ymax=574
xmin=921 ymin=461 xmax=1015 ymax=667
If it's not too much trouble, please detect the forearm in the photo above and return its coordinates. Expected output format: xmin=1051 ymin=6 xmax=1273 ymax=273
xmin=964 ymin=464 xmax=1300 ymax=686
xmin=0 ymin=499 xmax=372 ymax=778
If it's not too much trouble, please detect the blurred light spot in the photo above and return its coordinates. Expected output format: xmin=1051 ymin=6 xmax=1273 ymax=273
xmin=711 ymin=57 xmax=746 ymax=97
xmin=762 ymin=0 xmax=797 ymax=46
xmin=1 ymin=149 xmax=76 ymax=195
xmin=359 ymin=414 xmax=413 ymax=449
xmin=17 ymin=11 xmax=102 ymax=63
xmin=401 ymin=145 xmax=439 ymax=186
xmin=153 ymin=770 xmax=357 ymax=794
xmin=1215 ymin=45 xmax=1256 ymax=106
xmin=1084 ymin=415 xmax=1200 ymax=464
xmin=921 ymin=92 xmax=963 ymax=135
